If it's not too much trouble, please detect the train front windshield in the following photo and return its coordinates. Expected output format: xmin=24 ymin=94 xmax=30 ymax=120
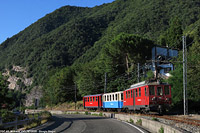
xmin=157 ymin=86 xmax=163 ymax=96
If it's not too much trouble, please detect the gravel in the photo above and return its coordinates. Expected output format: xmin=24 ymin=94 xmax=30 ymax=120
xmin=140 ymin=115 xmax=200 ymax=133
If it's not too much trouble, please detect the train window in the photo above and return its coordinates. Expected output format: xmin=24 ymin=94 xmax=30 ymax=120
xmin=93 ymin=97 xmax=95 ymax=101
xmin=96 ymin=97 xmax=98 ymax=101
xmin=88 ymin=98 xmax=89 ymax=102
xmin=126 ymin=91 xmax=127 ymax=98
xmin=121 ymin=93 xmax=123 ymax=100
xmin=113 ymin=94 xmax=114 ymax=101
xmin=139 ymin=88 xmax=141 ymax=97
xmin=90 ymin=97 xmax=92 ymax=101
xmin=128 ymin=91 xmax=130 ymax=98
xmin=145 ymin=87 xmax=147 ymax=96
xmin=115 ymin=94 xmax=117 ymax=100
xmin=107 ymin=95 xmax=109 ymax=101
xmin=131 ymin=90 xmax=133 ymax=98
xmin=157 ymin=86 xmax=163 ymax=96
xmin=149 ymin=86 xmax=155 ymax=95
xmin=164 ymin=86 xmax=170 ymax=95
xmin=136 ymin=89 xmax=138 ymax=97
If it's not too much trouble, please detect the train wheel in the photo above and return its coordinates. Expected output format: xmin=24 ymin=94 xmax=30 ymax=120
xmin=124 ymin=108 xmax=129 ymax=113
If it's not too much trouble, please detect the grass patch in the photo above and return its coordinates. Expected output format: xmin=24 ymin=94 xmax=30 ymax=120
xmin=92 ymin=114 xmax=99 ymax=116
xmin=75 ymin=111 xmax=80 ymax=114
xmin=136 ymin=119 xmax=142 ymax=126
xmin=24 ymin=111 xmax=51 ymax=130
xmin=99 ymin=112 xmax=103 ymax=116
xmin=159 ymin=126 xmax=164 ymax=133
xmin=129 ymin=118 xmax=134 ymax=123
xmin=152 ymin=117 xmax=159 ymax=121
xmin=46 ymin=101 xmax=84 ymax=111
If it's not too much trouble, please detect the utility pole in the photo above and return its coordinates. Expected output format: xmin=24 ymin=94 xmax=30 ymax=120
xmin=137 ymin=63 xmax=140 ymax=82
xmin=104 ymin=72 xmax=107 ymax=93
xmin=155 ymin=46 xmax=158 ymax=80
xmin=182 ymin=35 xmax=188 ymax=115
xmin=75 ymin=84 xmax=77 ymax=110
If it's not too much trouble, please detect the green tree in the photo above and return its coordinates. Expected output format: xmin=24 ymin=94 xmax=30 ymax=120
xmin=97 ymin=33 xmax=154 ymax=91
xmin=168 ymin=23 xmax=200 ymax=112
xmin=0 ymin=72 xmax=9 ymax=109
xmin=43 ymin=67 xmax=75 ymax=105
xmin=187 ymin=24 xmax=200 ymax=105
xmin=159 ymin=17 xmax=183 ymax=49
xmin=76 ymin=62 xmax=103 ymax=96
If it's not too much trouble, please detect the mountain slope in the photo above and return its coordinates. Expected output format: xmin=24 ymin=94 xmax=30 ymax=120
xmin=0 ymin=0 xmax=199 ymax=86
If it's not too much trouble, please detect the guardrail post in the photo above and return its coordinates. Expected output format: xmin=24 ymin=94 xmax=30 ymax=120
xmin=38 ymin=113 xmax=41 ymax=125
xmin=15 ymin=116 xmax=18 ymax=130
xmin=0 ymin=117 xmax=2 ymax=125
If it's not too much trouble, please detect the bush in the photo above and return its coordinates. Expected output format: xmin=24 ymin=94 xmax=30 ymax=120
xmin=99 ymin=112 xmax=103 ymax=116
xmin=85 ymin=111 xmax=89 ymax=115
xmin=129 ymin=118 xmax=134 ymax=123
xmin=0 ymin=109 xmax=15 ymax=123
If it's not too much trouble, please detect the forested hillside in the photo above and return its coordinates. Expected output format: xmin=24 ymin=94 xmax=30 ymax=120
xmin=0 ymin=0 xmax=199 ymax=110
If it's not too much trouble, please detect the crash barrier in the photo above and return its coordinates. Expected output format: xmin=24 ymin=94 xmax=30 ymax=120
xmin=0 ymin=114 xmax=41 ymax=130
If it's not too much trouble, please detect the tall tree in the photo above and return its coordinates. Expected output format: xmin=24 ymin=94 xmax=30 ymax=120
xmin=43 ymin=67 xmax=75 ymax=105
xmin=159 ymin=17 xmax=183 ymax=49
xmin=98 ymin=33 xmax=154 ymax=91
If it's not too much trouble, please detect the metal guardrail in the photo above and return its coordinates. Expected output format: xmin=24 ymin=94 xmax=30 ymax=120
xmin=0 ymin=114 xmax=41 ymax=130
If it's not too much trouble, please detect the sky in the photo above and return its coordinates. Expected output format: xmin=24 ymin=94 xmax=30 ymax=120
xmin=0 ymin=0 xmax=115 ymax=44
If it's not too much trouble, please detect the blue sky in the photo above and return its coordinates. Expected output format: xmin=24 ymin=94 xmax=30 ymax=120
xmin=0 ymin=0 xmax=115 ymax=44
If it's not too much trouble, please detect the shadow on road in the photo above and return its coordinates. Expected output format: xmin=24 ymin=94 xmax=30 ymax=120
xmin=40 ymin=114 xmax=108 ymax=132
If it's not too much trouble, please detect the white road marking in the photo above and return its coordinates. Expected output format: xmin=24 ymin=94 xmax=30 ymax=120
xmin=115 ymin=119 xmax=145 ymax=133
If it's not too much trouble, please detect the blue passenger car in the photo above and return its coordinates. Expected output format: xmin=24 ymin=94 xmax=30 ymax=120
xmin=102 ymin=91 xmax=123 ymax=109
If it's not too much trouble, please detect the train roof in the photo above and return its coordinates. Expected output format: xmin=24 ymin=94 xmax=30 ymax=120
xmin=126 ymin=81 xmax=170 ymax=91
xmin=103 ymin=91 xmax=123 ymax=95
xmin=83 ymin=94 xmax=102 ymax=97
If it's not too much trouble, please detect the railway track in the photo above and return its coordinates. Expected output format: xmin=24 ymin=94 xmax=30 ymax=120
xmin=95 ymin=110 xmax=200 ymax=127
xmin=140 ymin=113 xmax=200 ymax=127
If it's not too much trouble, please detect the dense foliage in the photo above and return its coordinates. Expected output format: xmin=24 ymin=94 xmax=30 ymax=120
xmin=0 ymin=0 xmax=199 ymax=111
xmin=0 ymin=72 xmax=24 ymax=110
xmin=167 ymin=20 xmax=200 ymax=112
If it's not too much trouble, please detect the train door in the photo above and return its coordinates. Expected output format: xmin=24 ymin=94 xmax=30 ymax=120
xmin=133 ymin=90 xmax=135 ymax=109
xmin=83 ymin=97 xmax=85 ymax=109
xmin=97 ymin=96 xmax=99 ymax=108
xmin=98 ymin=96 xmax=101 ymax=108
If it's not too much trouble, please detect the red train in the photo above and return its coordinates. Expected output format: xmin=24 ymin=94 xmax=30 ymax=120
xmin=83 ymin=94 xmax=102 ymax=109
xmin=83 ymin=81 xmax=171 ymax=114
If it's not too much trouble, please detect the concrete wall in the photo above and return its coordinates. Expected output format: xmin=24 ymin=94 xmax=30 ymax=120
xmin=114 ymin=114 xmax=183 ymax=133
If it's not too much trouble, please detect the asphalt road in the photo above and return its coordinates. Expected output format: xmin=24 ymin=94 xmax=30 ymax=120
xmin=32 ymin=114 xmax=148 ymax=133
